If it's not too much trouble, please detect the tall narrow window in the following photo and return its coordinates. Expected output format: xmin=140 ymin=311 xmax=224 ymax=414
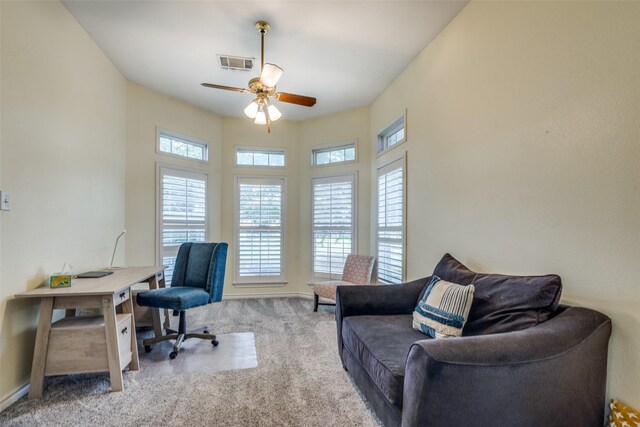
xmin=376 ymin=157 xmax=405 ymax=283
xmin=158 ymin=129 xmax=209 ymax=162
xmin=377 ymin=112 xmax=406 ymax=154
xmin=312 ymin=141 xmax=357 ymax=166
xmin=235 ymin=176 xmax=286 ymax=284
xmin=312 ymin=174 xmax=356 ymax=279
xmin=235 ymin=148 xmax=286 ymax=167
xmin=158 ymin=166 xmax=208 ymax=284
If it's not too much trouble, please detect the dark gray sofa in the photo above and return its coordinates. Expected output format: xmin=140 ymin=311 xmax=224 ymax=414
xmin=336 ymin=254 xmax=612 ymax=427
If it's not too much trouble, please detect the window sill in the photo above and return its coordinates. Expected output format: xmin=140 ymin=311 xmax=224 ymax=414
xmin=232 ymin=282 xmax=287 ymax=288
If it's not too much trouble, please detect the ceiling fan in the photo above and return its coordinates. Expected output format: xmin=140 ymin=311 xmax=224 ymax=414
xmin=201 ymin=21 xmax=317 ymax=133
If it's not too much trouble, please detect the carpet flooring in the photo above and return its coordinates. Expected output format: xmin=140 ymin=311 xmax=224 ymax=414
xmin=0 ymin=298 xmax=382 ymax=426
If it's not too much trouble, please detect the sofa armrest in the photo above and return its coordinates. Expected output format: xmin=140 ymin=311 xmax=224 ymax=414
xmin=336 ymin=276 xmax=430 ymax=318
xmin=335 ymin=276 xmax=430 ymax=367
xmin=402 ymin=306 xmax=612 ymax=427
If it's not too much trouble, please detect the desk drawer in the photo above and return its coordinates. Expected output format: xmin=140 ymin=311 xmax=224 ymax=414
xmin=114 ymin=289 xmax=130 ymax=306
xmin=117 ymin=315 xmax=132 ymax=369
xmin=45 ymin=313 xmax=133 ymax=375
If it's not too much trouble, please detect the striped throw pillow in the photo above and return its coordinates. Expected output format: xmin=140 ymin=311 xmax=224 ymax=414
xmin=413 ymin=276 xmax=475 ymax=338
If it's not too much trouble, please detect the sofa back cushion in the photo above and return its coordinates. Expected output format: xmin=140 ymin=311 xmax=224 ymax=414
xmin=432 ymin=254 xmax=562 ymax=336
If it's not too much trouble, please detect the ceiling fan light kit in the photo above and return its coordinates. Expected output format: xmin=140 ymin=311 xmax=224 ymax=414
xmin=202 ymin=20 xmax=316 ymax=133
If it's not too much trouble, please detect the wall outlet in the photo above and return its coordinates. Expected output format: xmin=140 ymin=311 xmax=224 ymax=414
xmin=0 ymin=191 xmax=11 ymax=211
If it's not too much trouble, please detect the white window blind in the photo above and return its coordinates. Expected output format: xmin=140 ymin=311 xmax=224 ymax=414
xmin=377 ymin=157 xmax=405 ymax=283
xmin=158 ymin=167 xmax=208 ymax=284
xmin=312 ymin=174 xmax=356 ymax=279
xmin=236 ymin=177 xmax=286 ymax=283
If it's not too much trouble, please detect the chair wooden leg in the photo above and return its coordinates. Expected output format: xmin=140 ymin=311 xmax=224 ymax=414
xmin=313 ymin=294 xmax=319 ymax=312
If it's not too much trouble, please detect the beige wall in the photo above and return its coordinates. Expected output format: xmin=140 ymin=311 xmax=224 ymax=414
xmin=370 ymin=1 xmax=640 ymax=405
xmin=298 ymin=108 xmax=372 ymax=295
xmin=125 ymin=82 xmax=222 ymax=267
xmin=220 ymin=118 xmax=301 ymax=297
xmin=0 ymin=0 xmax=127 ymax=406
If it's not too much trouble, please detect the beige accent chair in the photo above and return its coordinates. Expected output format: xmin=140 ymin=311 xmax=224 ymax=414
xmin=311 ymin=254 xmax=376 ymax=312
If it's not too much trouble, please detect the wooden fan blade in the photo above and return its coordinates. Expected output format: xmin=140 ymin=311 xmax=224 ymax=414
xmin=274 ymin=92 xmax=316 ymax=107
xmin=201 ymin=83 xmax=249 ymax=93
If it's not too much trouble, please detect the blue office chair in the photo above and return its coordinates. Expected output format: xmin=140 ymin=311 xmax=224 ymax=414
xmin=137 ymin=242 xmax=228 ymax=359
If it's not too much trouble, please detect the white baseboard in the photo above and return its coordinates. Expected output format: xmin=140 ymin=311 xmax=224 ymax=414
xmin=223 ymin=292 xmax=314 ymax=300
xmin=0 ymin=382 xmax=29 ymax=413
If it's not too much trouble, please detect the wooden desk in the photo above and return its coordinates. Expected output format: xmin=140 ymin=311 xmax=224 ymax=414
xmin=16 ymin=266 xmax=166 ymax=399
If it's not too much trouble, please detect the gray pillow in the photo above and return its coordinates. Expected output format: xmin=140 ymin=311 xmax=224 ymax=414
xmin=432 ymin=253 xmax=562 ymax=336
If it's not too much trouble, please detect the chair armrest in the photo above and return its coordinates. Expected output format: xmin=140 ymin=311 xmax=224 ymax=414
xmin=335 ymin=277 xmax=430 ymax=367
xmin=402 ymin=306 xmax=612 ymax=427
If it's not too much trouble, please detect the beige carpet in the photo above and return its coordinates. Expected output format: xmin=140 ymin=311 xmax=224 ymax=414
xmin=0 ymin=298 xmax=382 ymax=426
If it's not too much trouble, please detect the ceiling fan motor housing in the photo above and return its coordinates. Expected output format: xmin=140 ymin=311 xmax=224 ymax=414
xmin=248 ymin=77 xmax=275 ymax=96
xmin=255 ymin=21 xmax=270 ymax=34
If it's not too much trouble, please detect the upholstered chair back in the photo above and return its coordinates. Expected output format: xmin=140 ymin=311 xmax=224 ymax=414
xmin=341 ymin=254 xmax=376 ymax=285
xmin=170 ymin=242 xmax=228 ymax=303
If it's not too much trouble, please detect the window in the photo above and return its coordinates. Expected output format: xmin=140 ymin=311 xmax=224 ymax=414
xmin=312 ymin=174 xmax=356 ymax=279
xmin=312 ymin=141 xmax=356 ymax=166
xmin=158 ymin=129 xmax=208 ymax=162
xmin=377 ymin=113 xmax=406 ymax=154
xmin=235 ymin=176 xmax=286 ymax=284
xmin=376 ymin=157 xmax=405 ymax=284
xmin=158 ymin=166 xmax=208 ymax=284
xmin=235 ymin=148 xmax=286 ymax=167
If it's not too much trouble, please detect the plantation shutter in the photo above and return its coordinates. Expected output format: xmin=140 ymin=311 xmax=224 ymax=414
xmin=236 ymin=177 xmax=285 ymax=283
xmin=312 ymin=174 xmax=356 ymax=279
xmin=159 ymin=167 xmax=208 ymax=284
xmin=377 ymin=158 xmax=405 ymax=283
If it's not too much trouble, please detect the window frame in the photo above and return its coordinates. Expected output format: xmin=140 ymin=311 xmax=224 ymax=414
xmin=310 ymin=172 xmax=358 ymax=280
xmin=234 ymin=146 xmax=287 ymax=169
xmin=310 ymin=140 xmax=358 ymax=168
xmin=375 ymin=154 xmax=407 ymax=284
xmin=156 ymin=127 xmax=210 ymax=164
xmin=156 ymin=164 xmax=209 ymax=284
xmin=376 ymin=111 xmax=407 ymax=156
xmin=233 ymin=175 xmax=287 ymax=286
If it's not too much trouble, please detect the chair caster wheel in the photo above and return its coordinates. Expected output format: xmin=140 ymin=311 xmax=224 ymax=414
xmin=212 ymin=340 xmax=219 ymax=347
xmin=203 ymin=329 xmax=209 ymax=334
xmin=144 ymin=345 xmax=153 ymax=353
xmin=169 ymin=351 xmax=178 ymax=359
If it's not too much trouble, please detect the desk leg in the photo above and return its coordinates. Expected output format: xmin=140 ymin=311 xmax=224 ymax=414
xmin=102 ymin=295 xmax=123 ymax=392
xmin=28 ymin=297 xmax=54 ymax=400
xmin=158 ymin=274 xmax=170 ymax=330
xmin=148 ymin=274 xmax=169 ymax=337
xmin=121 ymin=294 xmax=139 ymax=371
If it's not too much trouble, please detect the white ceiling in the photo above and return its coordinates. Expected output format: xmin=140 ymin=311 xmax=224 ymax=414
xmin=62 ymin=1 xmax=468 ymax=121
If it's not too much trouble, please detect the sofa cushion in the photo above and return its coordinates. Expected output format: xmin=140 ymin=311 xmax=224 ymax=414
xmin=342 ymin=314 xmax=427 ymax=407
xmin=432 ymin=254 xmax=562 ymax=336
xmin=413 ymin=276 xmax=475 ymax=338
xmin=136 ymin=286 xmax=210 ymax=311
xmin=312 ymin=280 xmax=358 ymax=301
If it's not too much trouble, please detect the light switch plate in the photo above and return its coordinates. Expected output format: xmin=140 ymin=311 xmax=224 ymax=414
xmin=0 ymin=191 xmax=11 ymax=211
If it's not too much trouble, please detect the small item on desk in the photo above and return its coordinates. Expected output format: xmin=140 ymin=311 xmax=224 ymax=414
xmin=75 ymin=271 xmax=113 ymax=279
xmin=50 ymin=274 xmax=72 ymax=288
xmin=50 ymin=262 xmax=73 ymax=288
